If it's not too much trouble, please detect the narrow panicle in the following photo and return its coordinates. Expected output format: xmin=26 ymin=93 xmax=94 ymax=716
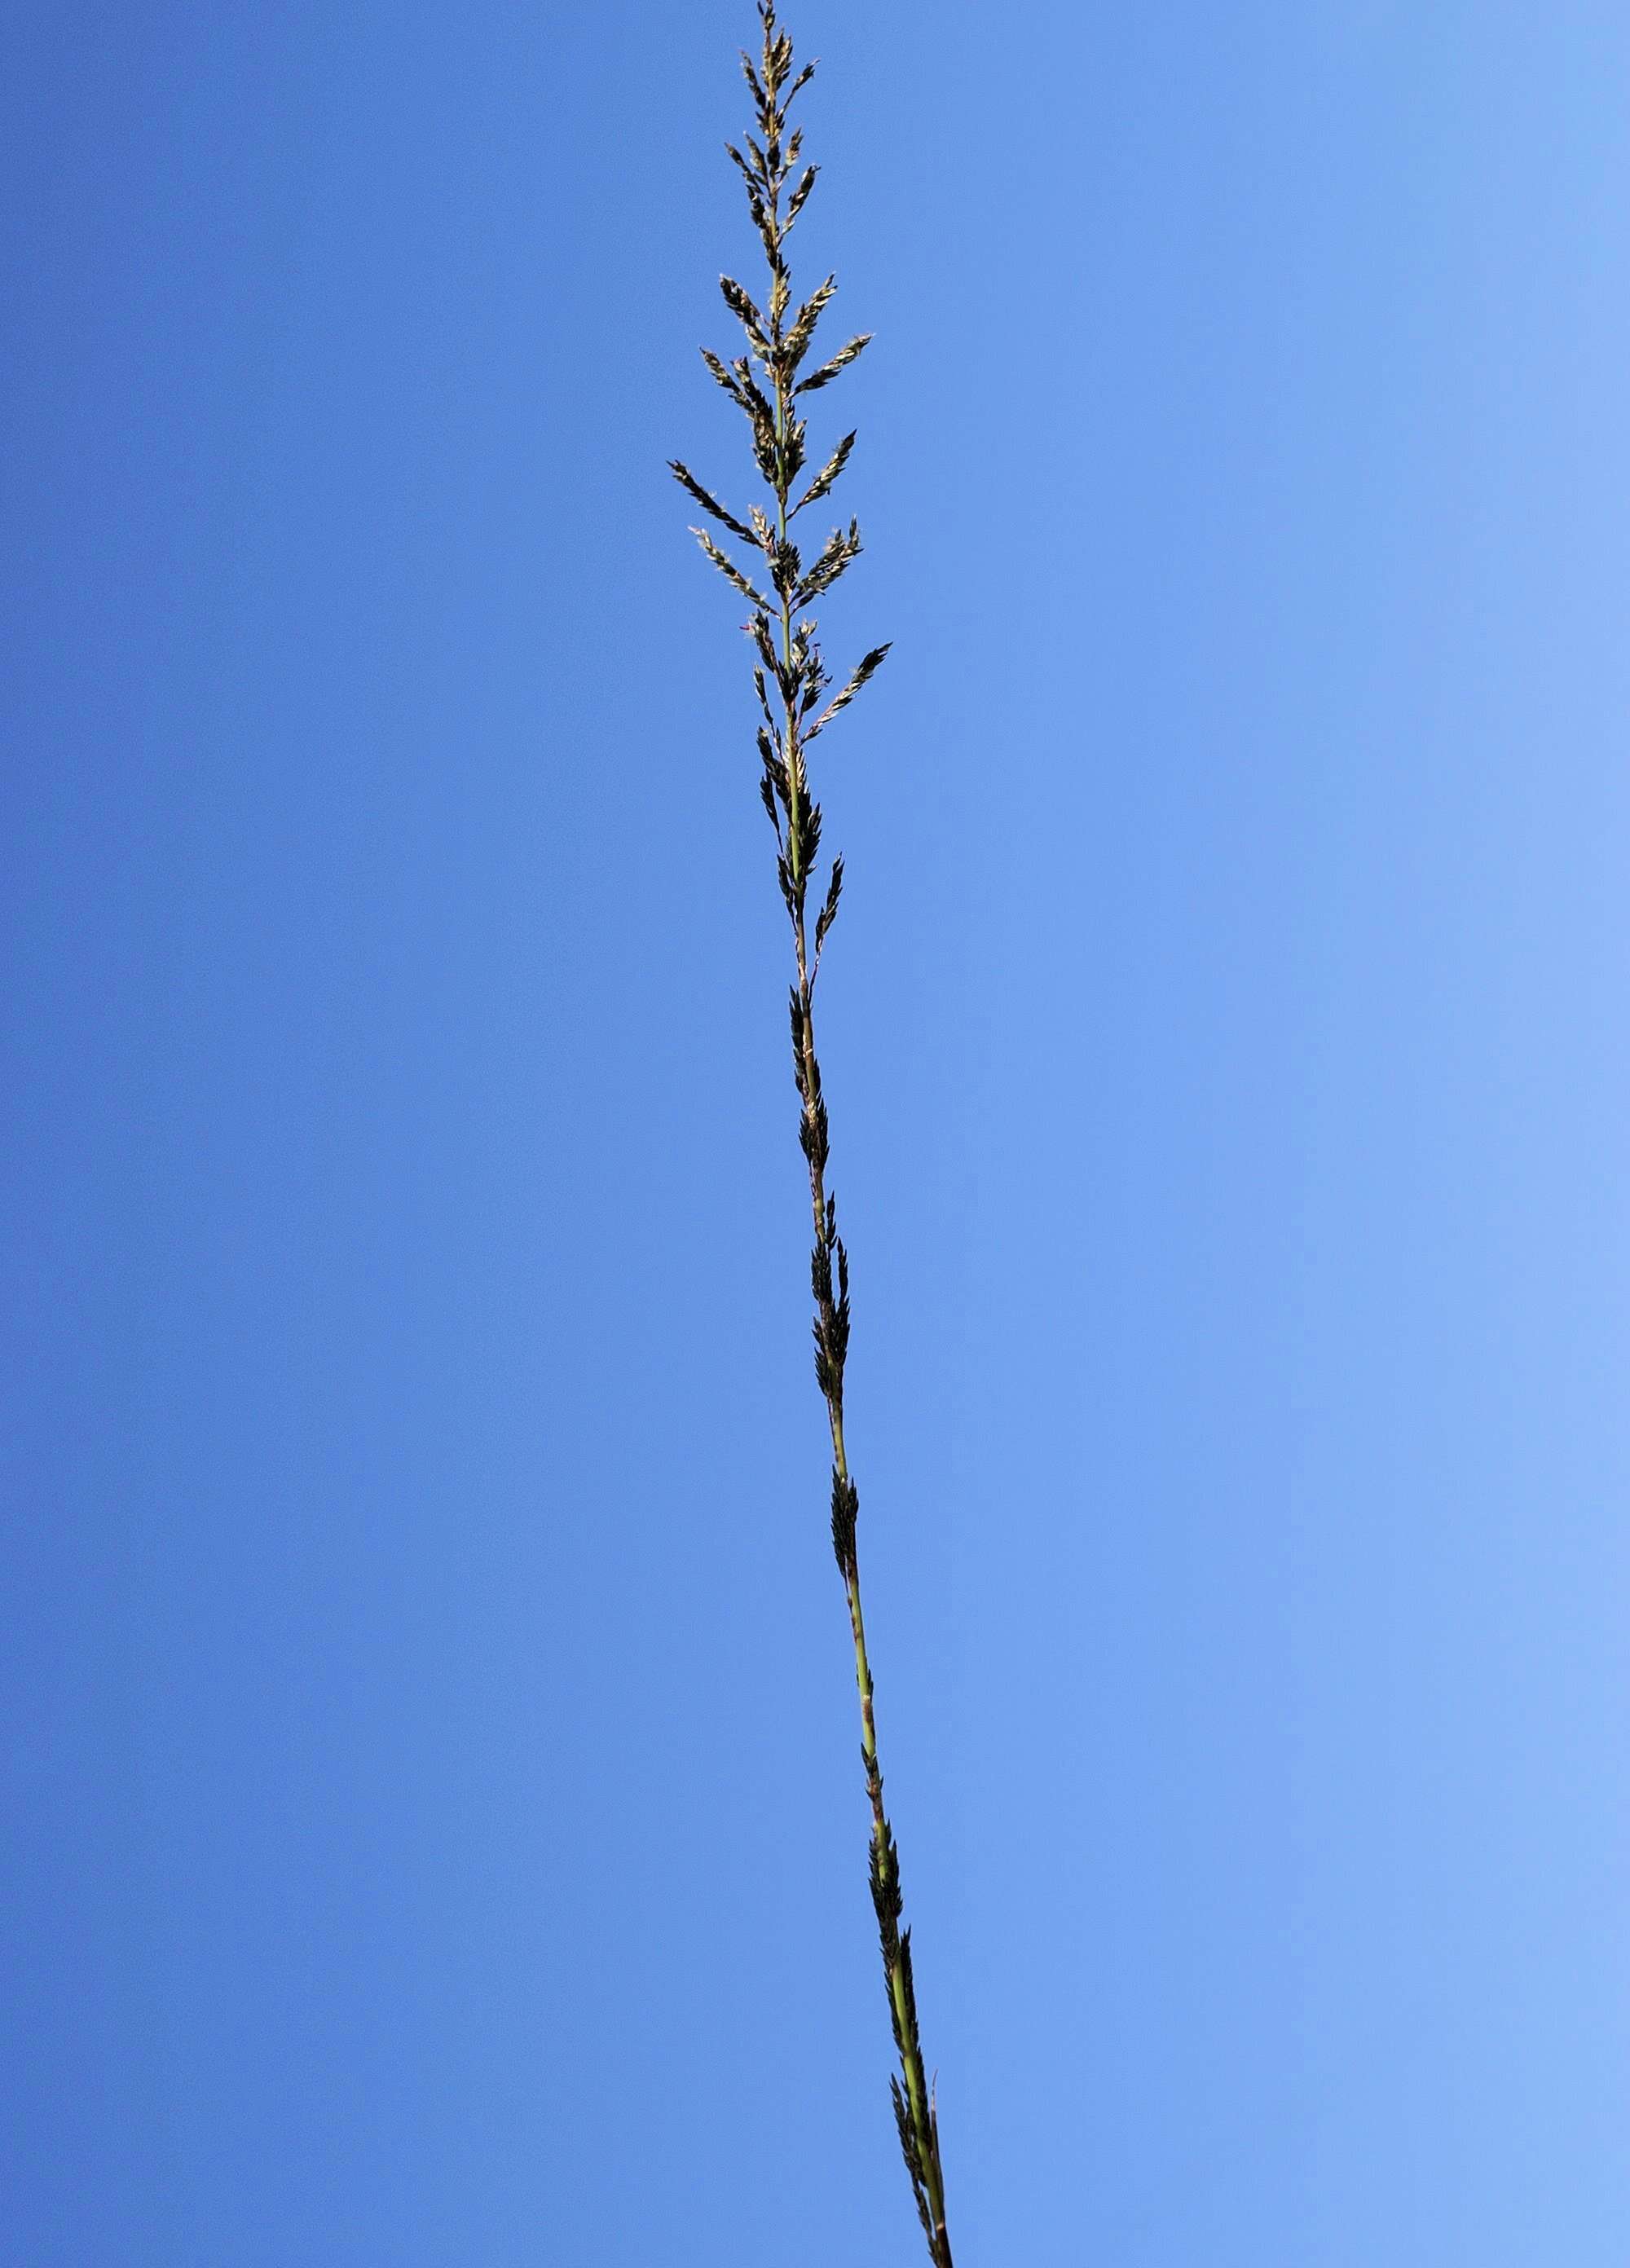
xmin=672 ymin=9 xmax=954 ymax=2266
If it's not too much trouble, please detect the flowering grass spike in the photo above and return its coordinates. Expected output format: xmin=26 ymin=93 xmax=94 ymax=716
xmin=671 ymin=10 xmax=955 ymax=2263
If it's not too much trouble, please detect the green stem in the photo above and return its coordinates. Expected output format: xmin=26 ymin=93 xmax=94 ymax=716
xmin=773 ymin=279 xmax=949 ymax=2238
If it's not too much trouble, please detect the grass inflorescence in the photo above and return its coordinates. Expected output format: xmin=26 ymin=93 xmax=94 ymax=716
xmin=671 ymin=9 xmax=955 ymax=2263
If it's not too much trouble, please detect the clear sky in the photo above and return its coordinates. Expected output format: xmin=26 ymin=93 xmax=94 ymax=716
xmin=5 ymin=2 xmax=1628 ymax=2263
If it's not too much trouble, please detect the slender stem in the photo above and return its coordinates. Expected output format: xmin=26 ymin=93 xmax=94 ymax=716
xmin=791 ymin=915 xmax=952 ymax=2264
xmin=773 ymin=332 xmax=952 ymax=2268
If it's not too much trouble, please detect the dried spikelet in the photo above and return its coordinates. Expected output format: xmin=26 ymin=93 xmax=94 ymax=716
xmin=786 ymin=163 xmax=818 ymax=225
xmin=813 ymin=853 xmax=844 ymax=958
xmin=797 ymin=332 xmax=872 ymax=394
xmin=781 ymin=273 xmax=837 ymax=373
xmin=795 ymin=518 xmax=862 ymax=606
xmin=689 ymin=525 xmax=770 ymax=610
xmin=668 ymin=460 xmax=754 ymax=542
xmin=720 ymin=274 xmax=772 ymax=360
xmin=809 ymin=644 xmax=891 ymax=737
xmin=795 ymin=429 xmax=856 ymax=514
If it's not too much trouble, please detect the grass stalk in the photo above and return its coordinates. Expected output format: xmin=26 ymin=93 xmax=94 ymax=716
xmin=671 ymin=10 xmax=955 ymax=2261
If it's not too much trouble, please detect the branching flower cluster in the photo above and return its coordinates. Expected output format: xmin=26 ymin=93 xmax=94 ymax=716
xmin=671 ymin=9 xmax=954 ymax=2266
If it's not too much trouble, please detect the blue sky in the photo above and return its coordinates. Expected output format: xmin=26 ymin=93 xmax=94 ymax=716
xmin=4 ymin=3 xmax=1628 ymax=2262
